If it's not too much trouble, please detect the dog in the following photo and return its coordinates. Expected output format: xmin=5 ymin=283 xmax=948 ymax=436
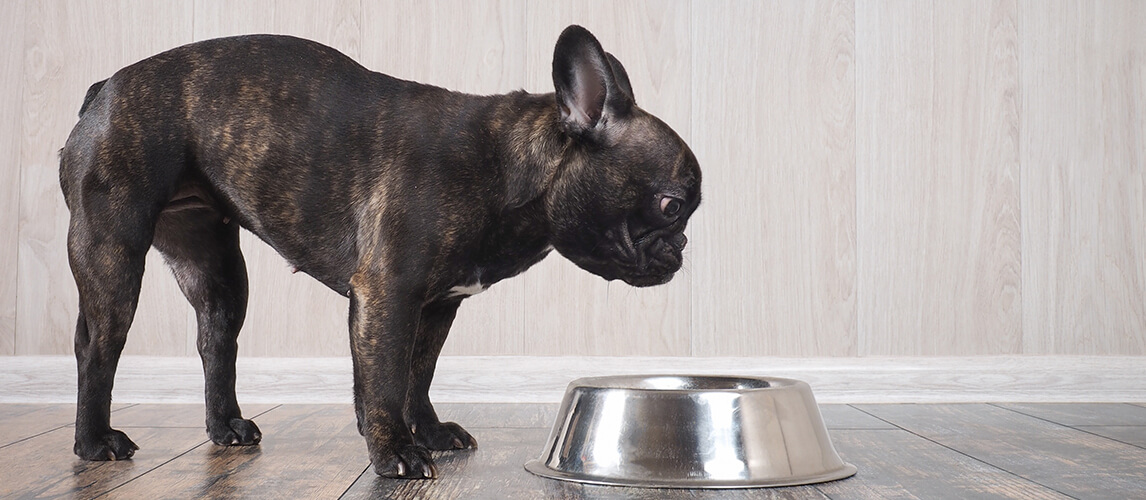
xmin=60 ymin=25 xmax=700 ymax=478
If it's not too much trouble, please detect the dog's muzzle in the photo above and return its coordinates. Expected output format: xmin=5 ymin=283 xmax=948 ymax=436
xmin=610 ymin=222 xmax=687 ymax=287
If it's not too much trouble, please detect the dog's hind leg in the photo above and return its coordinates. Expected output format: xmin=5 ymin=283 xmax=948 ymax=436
xmin=68 ymin=201 xmax=154 ymax=460
xmin=152 ymin=201 xmax=261 ymax=446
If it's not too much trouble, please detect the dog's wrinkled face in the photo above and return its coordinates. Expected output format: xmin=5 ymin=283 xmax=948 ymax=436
xmin=546 ymin=27 xmax=701 ymax=287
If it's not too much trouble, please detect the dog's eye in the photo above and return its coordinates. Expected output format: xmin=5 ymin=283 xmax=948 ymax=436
xmin=660 ymin=196 xmax=683 ymax=218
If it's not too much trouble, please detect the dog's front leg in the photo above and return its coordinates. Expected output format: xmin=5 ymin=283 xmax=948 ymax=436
xmin=348 ymin=273 xmax=435 ymax=479
xmin=405 ymin=299 xmax=477 ymax=451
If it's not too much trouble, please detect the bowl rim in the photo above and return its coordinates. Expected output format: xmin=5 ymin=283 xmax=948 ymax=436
xmin=565 ymin=374 xmax=809 ymax=395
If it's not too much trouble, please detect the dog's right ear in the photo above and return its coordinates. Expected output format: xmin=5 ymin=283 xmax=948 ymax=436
xmin=552 ymin=25 xmax=634 ymax=137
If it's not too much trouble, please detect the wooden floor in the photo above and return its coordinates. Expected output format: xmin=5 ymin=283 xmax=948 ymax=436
xmin=2 ymin=403 xmax=1144 ymax=499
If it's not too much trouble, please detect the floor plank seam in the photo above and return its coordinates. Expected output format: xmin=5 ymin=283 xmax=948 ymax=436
xmin=94 ymin=439 xmax=213 ymax=499
xmin=0 ymin=404 xmax=140 ymax=450
xmin=1067 ymin=426 xmax=1146 ymax=452
xmin=0 ymin=425 xmax=70 ymax=450
xmin=987 ymin=403 xmax=1146 ymax=451
xmin=94 ymin=404 xmax=282 ymax=498
xmin=813 ymin=483 xmax=834 ymax=499
xmin=848 ymin=405 xmax=1080 ymax=499
xmin=339 ymin=464 xmax=373 ymax=500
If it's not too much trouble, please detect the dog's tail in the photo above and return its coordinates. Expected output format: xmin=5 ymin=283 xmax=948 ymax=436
xmin=78 ymin=79 xmax=107 ymax=117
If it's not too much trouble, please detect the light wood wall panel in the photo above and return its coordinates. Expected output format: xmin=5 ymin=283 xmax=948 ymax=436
xmin=521 ymin=0 xmax=693 ymax=356
xmin=1020 ymin=0 xmax=1146 ymax=355
xmin=362 ymin=0 xmax=529 ymax=356
xmin=856 ymin=0 xmax=1021 ymax=356
xmin=17 ymin=0 xmax=196 ymax=356
xmin=0 ymin=1 xmax=27 ymax=355
xmin=691 ymin=0 xmax=857 ymax=356
xmin=5 ymin=0 xmax=1146 ymax=359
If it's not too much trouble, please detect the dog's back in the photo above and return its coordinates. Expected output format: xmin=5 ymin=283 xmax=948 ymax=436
xmin=60 ymin=35 xmax=444 ymax=288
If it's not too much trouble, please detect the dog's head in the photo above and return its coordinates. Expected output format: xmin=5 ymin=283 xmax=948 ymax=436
xmin=545 ymin=25 xmax=701 ymax=288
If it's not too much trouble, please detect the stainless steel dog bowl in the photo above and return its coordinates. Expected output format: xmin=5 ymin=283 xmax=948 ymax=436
xmin=525 ymin=375 xmax=856 ymax=489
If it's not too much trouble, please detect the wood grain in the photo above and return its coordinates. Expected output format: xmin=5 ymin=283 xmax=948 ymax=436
xmin=856 ymin=0 xmax=1021 ymax=356
xmin=17 ymin=0 xmax=196 ymax=356
xmin=859 ymin=403 xmax=1146 ymax=498
xmin=0 ymin=403 xmax=133 ymax=446
xmin=1020 ymin=0 xmax=1146 ymax=355
xmin=819 ymin=429 xmax=1071 ymax=499
xmin=107 ymin=405 xmax=368 ymax=499
xmin=1075 ymin=426 xmax=1146 ymax=449
xmin=1 ymin=425 xmax=209 ymax=499
xmin=522 ymin=0 xmax=694 ymax=356
xmin=996 ymin=402 xmax=1146 ymax=426
xmin=691 ymin=0 xmax=857 ymax=357
xmin=5 ymin=0 xmax=1146 ymax=359
xmin=111 ymin=403 xmax=280 ymax=428
xmin=2 ymin=402 xmax=1144 ymax=499
xmin=0 ymin=0 xmax=25 ymax=356
xmin=192 ymin=0 xmax=276 ymax=39
xmin=819 ymin=405 xmax=896 ymax=430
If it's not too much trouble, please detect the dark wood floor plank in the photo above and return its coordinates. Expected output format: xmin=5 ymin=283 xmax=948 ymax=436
xmin=434 ymin=402 xmax=559 ymax=429
xmin=0 ymin=404 xmax=134 ymax=447
xmin=0 ymin=404 xmax=81 ymax=446
xmin=3 ymin=403 xmax=1143 ymax=499
xmin=111 ymin=403 xmax=279 ymax=428
xmin=996 ymin=403 xmax=1146 ymax=426
xmin=0 ymin=425 xmax=208 ymax=499
xmin=1076 ymin=426 xmax=1146 ymax=448
xmin=104 ymin=405 xmax=367 ymax=499
xmin=858 ymin=404 xmax=1146 ymax=499
xmin=342 ymin=427 xmax=829 ymax=500
xmin=820 ymin=429 xmax=1070 ymax=500
xmin=820 ymin=405 xmax=895 ymax=429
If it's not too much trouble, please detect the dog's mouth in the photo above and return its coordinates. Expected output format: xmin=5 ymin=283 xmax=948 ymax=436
xmin=567 ymin=220 xmax=686 ymax=288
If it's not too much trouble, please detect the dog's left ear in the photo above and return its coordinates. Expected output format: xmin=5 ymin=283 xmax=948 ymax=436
xmin=552 ymin=25 xmax=635 ymax=137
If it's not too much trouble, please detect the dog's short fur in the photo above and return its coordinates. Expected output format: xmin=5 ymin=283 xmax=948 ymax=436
xmin=61 ymin=26 xmax=700 ymax=478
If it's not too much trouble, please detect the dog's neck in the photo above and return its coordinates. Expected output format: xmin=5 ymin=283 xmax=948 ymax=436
xmin=488 ymin=92 xmax=570 ymax=210
xmin=442 ymin=91 xmax=568 ymax=282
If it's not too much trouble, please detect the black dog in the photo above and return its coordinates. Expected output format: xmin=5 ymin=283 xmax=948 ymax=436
xmin=61 ymin=25 xmax=700 ymax=478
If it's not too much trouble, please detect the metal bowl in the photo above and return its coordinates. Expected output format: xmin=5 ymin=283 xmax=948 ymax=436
xmin=525 ymin=375 xmax=856 ymax=489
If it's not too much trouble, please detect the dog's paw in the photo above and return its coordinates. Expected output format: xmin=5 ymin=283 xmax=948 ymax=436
xmin=74 ymin=429 xmax=139 ymax=461
xmin=372 ymin=444 xmax=436 ymax=479
xmin=411 ymin=421 xmax=478 ymax=451
xmin=208 ymin=417 xmax=262 ymax=446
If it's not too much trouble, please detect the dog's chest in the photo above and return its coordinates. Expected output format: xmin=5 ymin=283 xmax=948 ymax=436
xmin=447 ymin=282 xmax=487 ymax=298
xmin=444 ymin=245 xmax=553 ymax=299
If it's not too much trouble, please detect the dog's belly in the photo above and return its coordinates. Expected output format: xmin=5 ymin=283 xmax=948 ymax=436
xmin=163 ymin=170 xmax=360 ymax=295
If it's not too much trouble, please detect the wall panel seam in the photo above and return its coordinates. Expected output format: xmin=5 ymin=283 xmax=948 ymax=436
xmin=11 ymin=0 xmax=27 ymax=355
xmin=687 ymin=0 xmax=695 ymax=358
xmin=851 ymin=0 xmax=860 ymax=358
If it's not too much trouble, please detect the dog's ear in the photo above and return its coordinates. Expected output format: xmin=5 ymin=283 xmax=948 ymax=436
xmin=605 ymin=52 xmax=634 ymax=105
xmin=552 ymin=25 xmax=634 ymax=136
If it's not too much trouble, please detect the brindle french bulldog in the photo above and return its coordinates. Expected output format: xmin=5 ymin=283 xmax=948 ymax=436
xmin=61 ymin=25 xmax=700 ymax=478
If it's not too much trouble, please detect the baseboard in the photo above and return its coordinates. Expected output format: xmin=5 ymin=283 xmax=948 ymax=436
xmin=1 ymin=355 xmax=1143 ymax=404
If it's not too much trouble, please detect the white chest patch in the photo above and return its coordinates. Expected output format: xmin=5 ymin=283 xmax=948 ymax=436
xmin=448 ymin=282 xmax=487 ymax=298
